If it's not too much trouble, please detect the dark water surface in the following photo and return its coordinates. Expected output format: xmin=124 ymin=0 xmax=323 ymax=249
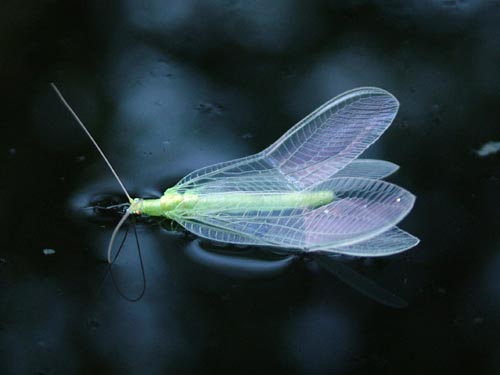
xmin=2 ymin=1 xmax=500 ymax=374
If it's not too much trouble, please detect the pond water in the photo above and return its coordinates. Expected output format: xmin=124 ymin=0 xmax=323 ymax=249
xmin=1 ymin=1 xmax=500 ymax=374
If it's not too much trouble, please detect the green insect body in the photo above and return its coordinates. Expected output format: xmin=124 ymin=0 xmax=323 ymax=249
xmin=136 ymin=190 xmax=335 ymax=218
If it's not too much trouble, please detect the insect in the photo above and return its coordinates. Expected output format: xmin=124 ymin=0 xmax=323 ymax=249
xmin=51 ymin=84 xmax=419 ymax=265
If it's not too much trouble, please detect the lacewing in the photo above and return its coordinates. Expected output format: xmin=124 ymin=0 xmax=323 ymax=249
xmin=51 ymin=84 xmax=419 ymax=264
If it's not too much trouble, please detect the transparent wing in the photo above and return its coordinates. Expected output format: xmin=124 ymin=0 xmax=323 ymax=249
xmin=333 ymin=159 xmax=399 ymax=179
xmin=177 ymin=219 xmax=271 ymax=247
xmin=314 ymin=227 xmax=419 ymax=256
xmin=175 ymin=87 xmax=399 ymax=192
xmin=265 ymin=88 xmax=399 ymax=187
xmin=181 ymin=159 xmax=400 ymax=196
xmin=174 ymin=177 xmax=416 ymax=255
xmin=179 ymin=170 xmax=295 ymax=195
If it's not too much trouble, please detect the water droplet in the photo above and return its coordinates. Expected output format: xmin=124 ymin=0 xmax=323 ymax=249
xmin=43 ymin=248 xmax=56 ymax=256
xmin=476 ymin=141 xmax=500 ymax=157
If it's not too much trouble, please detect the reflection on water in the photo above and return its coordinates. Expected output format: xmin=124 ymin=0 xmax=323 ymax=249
xmin=185 ymin=241 xmax=295 ymax=279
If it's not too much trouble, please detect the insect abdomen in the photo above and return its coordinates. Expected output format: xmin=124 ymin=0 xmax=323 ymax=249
xmin=165 ymin=191 xmax=334 ymax=216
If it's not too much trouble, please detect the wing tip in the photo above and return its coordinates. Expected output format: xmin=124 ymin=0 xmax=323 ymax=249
xmin=311 ymin=227 xmax=420 ymax=257
xmin=347 ymin=86 xmax=400 ymax=110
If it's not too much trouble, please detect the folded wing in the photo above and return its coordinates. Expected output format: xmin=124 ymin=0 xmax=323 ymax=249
xmin=174 ymin=177 xmax=416 ymax=256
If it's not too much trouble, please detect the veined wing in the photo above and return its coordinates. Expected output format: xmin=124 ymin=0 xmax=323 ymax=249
xmin=176 ymin=218 xmax=272 ymax=247
xmin=265 ymin=88 xmax=399 ymax=187
xmin=316 ymin=227 xmax=419 ymax=256
xmin=334 ymin=159 xmax=399 ymax=179
xmin=177 ymin=169 xmax=296 ymax=195
xmin=176 ymin=223 xmax=418 ymax=257
xmin=174 ymin=153 xmax=282 ymax=193
xmin=173 ymin=177 xmax=415 ymax=255
xmin=174 ymin=87 xmax=399 ymax=193
xmin=178 ymin=158 xmax=400 ymax=196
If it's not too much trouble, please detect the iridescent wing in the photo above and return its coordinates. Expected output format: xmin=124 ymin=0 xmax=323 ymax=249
xmin=172 ymin=87 xmax=417 ymax=256
xmin=333 ymin=159 xmax=399 ymax=179
xmin=174 ymin=177 xmax=416 ymax=256
xmin=318 ymin=226 xmax=419 ymax=256
xmin=174 ymin=87 xmax=400 ymax=193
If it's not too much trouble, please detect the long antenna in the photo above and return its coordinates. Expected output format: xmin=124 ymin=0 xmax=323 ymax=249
xmin=107 ymin=209 xmax=132 ymax=263
xmin=50 ymin=82 xmax=132 ymax=203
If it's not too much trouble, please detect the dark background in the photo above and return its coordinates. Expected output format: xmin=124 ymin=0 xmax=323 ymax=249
xmin=1 ymin=1 xmax=500 ymax=374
